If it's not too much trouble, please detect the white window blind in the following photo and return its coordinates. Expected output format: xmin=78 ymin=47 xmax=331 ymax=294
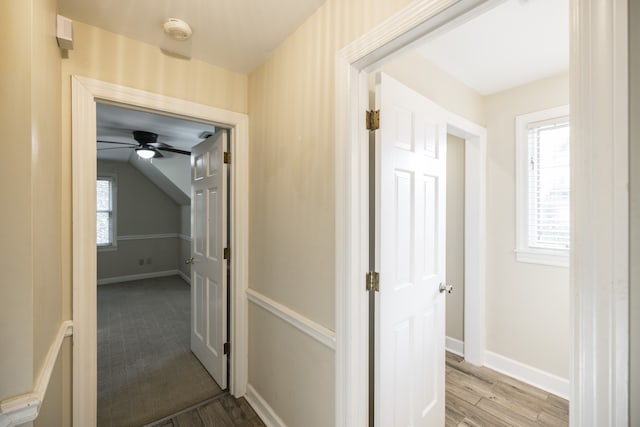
xmin=97 ymin=177 xmax=115 ymax=246
xmin=515 ymin=105 xmax=570 ymax=267
xmin=526 ymin=117 xmax=570 ymax=250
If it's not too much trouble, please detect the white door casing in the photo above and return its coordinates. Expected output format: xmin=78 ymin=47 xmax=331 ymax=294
xmin=72 ymin=76 xmax=249 ymax=427
xmin=374 ymin=73 xmax=447 ymax=426
xmin=191 ymin=130 xmax=228 ymax=389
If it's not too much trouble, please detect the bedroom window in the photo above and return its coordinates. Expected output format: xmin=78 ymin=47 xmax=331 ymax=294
xmin=515 ymin=105 xmax=570 ymax=267
xmin=97 ymin=175 xmax=117 ymax=248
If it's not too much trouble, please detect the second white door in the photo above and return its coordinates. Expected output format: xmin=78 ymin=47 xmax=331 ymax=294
xmin=374 ymin=73 xmax=448 ymax=427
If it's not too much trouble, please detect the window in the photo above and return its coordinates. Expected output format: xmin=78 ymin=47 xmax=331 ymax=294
xmin=515 ymin=105 xmax=570 ymax=267
xmin=97 ymin=175 xmax=117 ymax=248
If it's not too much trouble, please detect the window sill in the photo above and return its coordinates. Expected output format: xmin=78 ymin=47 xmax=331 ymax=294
xmin=97 ymin=244 xmax=118 ymax=252
xmin=514 ymin=248 xmax=569 ymax=268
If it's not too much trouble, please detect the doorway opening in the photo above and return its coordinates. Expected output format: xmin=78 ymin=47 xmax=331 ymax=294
xmin=338 ymin=2 xmax=570 ymax=424
xmin=72 ymin=76 xmax=249 ymax=427
xmin=94 ymin=103 xmax=232 ymax=425
xmin=370 ymin=0 xmax=571 ymax=398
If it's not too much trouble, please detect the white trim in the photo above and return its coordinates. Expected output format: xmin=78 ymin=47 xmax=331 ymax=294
xmin=445 ymin=337 xmax=464 ymax=357
xmin=96 ymin=270 xmax=182 ymax=285
xmin=246 ymin=288 xmax=336 ymax=350
xmin=571 ymin=0 xmax=629 ymax=425
xmin=177 ymin=269 xmax=191 ymax=285
xmin=514 ymin=249 xmax=569 ymax=268
xmin=484 ymin=351 xmax=570 ymax=400
xmin=0 ymin=321 xmax=73 ymax=427
xmin=72 ymin=76 xmax=250 ymax=427
xmin=178 ymin=234 xmax=192 ymax=242
xmin=117 ymin=233 xmax=179 ymax=241
xmin=447 ymin=113 xmax=487 ymax=367
xmin=245 ymin=384 xmax=287 ymax=427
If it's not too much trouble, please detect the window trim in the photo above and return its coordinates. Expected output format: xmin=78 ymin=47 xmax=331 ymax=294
xmin=97 ymin=174 xmax=117 ymax=251
xmin=515 ymin=105 xmax=570 ymax=268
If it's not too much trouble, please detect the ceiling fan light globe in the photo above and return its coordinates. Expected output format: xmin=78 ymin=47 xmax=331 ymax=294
xmin=136 ymin=148 xmax=156 ymax=159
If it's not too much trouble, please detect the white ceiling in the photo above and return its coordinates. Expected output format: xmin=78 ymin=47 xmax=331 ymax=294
xmin=97 ymin=103 xmax=214 ymax=161
xmin=58 ymin=0 xmax=327 ymax=74
xmin=415 ymin=0 xmax=569 ymax=95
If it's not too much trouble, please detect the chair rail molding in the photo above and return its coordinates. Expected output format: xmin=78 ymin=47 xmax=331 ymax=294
xmin=0 ymin=321 xmax=73 ymax=427
xmin=246 ymin=288 xmax=336 ymax=350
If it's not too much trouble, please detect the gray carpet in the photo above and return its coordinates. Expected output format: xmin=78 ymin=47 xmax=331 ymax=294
xmin=98 ymin=276 xmax=223 ymax=427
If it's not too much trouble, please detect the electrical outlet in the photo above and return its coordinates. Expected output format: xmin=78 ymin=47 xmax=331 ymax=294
xmin=138 ymin=259 xmax=144 ymax=266
xmin=146 ymin=258 xmax=152 ymax=265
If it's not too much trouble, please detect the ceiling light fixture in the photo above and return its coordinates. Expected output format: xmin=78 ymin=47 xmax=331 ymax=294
xmin=135 ymin=147 xmax=156 ymax=159
xmin=163 ymin=18 xmax=192 ymax=41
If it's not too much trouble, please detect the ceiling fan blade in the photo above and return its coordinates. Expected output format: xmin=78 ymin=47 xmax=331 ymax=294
xmin=150 ymin=142 xmax=171 ymax=148
xmin=97 ymin=140 xmax=137 ymax=146
xmin=158 ymin=147 xmax=191 ymax=156
xmin=152 ymin=149 xmax=164 ymax=158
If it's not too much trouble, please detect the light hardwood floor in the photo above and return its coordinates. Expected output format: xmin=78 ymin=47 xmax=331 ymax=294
xmin=148 ymin=352 xmax=569 ymax=426
xmin=445 ymin=352 xmax=569 ymax=426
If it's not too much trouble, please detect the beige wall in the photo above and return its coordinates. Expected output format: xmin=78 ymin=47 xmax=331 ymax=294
xmin=247 ymin=0 xmax=415 ymax=424
xmin=446 ymin=135 xmax=465 ymax=342
xmin=98 ymin=160 xmax=179 ymax=235
xmin=380 ymin=52 xmax=486 ymax=126
xmin=485 ymin=73 xmax=570 ymax=378
xmin=0 ymin=0 xmax=35 ymax=401
xmin=97 ymin=160 xmax=181 ymax=280
xmin=0 ymin=0 xmax=65 ymax=426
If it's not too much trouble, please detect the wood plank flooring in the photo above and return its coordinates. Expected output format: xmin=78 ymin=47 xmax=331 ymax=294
xmin=446 ymin=352 xmax=569 ymax=426
xmin=148 ymin=352 xmax=569 ymax=427
xmin=145 ymin=394 xmax=265 ymax=427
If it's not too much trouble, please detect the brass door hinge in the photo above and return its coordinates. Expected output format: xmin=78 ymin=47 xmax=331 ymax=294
xmin=223 ymin=247 xmax=230 ymax=260
xmin=366 ymin=110 xmax=380 ymax=131
xmin=223 ymin=342 xmax=231 ymax=355
xmin=224 ymin=152 xmax=231 ymax=164
xmin=366 ymin=271 xmax=380 ymax=292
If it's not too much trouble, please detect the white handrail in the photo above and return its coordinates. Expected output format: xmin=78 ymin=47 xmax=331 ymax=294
xmin=0 ymin=320 xmax=73 ymax=427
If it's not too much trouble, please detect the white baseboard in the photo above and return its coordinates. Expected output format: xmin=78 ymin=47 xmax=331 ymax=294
xmin=177 ymin=270 xmax=191 ymax=285
xmin=484 ymin=351 xmax=570 ymax=400
xmin=445 ymin=336 xmax=464 ymax=357
xmin=245 ymin=384 xmax=287 ymax=427
xmin=97 ymin=270 xmax=180 ymax=285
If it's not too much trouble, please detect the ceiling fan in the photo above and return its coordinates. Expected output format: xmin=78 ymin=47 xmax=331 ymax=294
xmin=97 ymin=130 xmax=191 ymax=159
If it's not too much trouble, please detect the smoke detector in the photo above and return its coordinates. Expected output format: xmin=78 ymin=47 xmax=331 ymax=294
xmin=163 ymin=18 xmax=192 ymax=41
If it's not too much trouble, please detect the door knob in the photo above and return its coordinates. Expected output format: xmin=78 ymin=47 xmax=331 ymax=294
xmin=439 ymin=282 xmax=453 ymax=294
xmin=185 ymin=257 xmax=195 ymax=265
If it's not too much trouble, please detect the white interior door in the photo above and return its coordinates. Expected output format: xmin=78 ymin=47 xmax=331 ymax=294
xmin=190 ymin=129 xmax=228 ymax=389
xmin=374 ymin=73 xmax=447 ymax=427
